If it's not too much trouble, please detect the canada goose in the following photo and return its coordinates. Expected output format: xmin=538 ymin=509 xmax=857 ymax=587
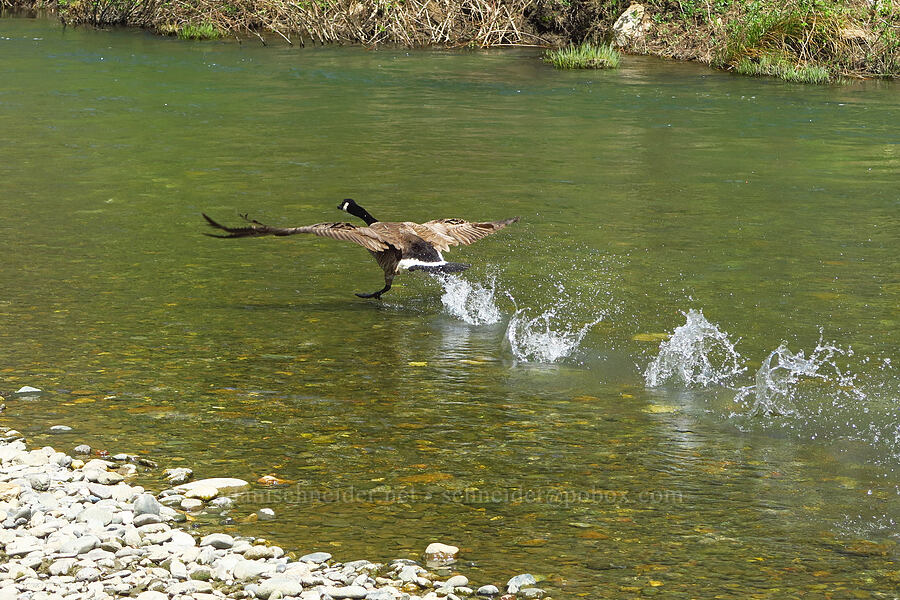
xmin=202 ymin=199 xmax=519 ymax=299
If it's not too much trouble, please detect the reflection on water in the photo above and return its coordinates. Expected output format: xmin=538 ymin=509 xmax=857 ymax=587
xmin=1 ymin=15 xmax=899 ymax=596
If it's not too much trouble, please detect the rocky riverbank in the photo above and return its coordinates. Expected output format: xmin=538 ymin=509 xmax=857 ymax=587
xmin=0 ymin=428 xmax=549 ymax=600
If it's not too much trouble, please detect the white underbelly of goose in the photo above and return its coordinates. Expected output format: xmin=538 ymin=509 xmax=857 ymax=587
xmin=399 ymin=257 xmax=447 ymax=271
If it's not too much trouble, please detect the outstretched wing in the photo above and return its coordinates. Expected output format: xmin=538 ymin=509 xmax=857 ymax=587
xmin=416 ymin=217 xmax=520 ymax=250
xmin=202 ymin=213 xmax=390 ymax=252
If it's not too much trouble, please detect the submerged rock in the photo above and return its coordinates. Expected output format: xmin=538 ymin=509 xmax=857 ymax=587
xmin=164 ymin=466 xmax=193 ymax=485
xmin=425 ymin=541 xmax=459 ymax=566
xmin=15 ymin=385 xmax=42 ymax=394
xmin=507 ymin=574 xmax=537 ymax=594
xmin=180 ymin=497 xmax=204 ymax=511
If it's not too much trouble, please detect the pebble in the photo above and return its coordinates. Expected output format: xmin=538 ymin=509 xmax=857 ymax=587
xmin=200 ymin=532 xmax=235 ymax=549
xmin=209 ymin=496 xmax=234 ymax=509
xmin=134 ymin=492 xmax=162 ymax=515
xmin=0 ymin=435 xmax=528 ymax=600
xmin=164 ymin=466 xmax=193 ymax=484
xmin=133 ymin=512 xmax=163 ymax=527
xmin=257 ymin=576 xmax=304 ymax=599
xmin=425 ymin=542 xmax=459 ymax=565
xmin=181 ymin=497 xmax=204 ymax=511
xmin=49 ymin=425 xmax=73 ymax=433
xmin=244 ymin=544 xmax=284 ymax=560
xmin=73 ymin=444 xmax=91 ymax=455
xmin=301 ymin=551 xmax=333 ymax=563
xmin=323 ymin=584 xmax=369 ymax=598
xmin=75 ymin=566 xmax=101 ymax=582
xmin=77 ymin=505 xmax=113 ymax=527
xmin=233 ymin=558 xmax=275 ymax=580
xmin=174 ymin=477 xmax=249 ymax=495
xmin=477 ymin=585 xmax=500 ymax=596
xmin=15 ymin=385 xmax=42 ymax=394
xmin=444 ymin=575 xmax=469 ymax=588
xmin=26 ymin=472 xmax=51 ymax=491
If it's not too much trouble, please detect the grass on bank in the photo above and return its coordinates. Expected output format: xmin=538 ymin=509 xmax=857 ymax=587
xmin=735 ymin=53 xmax=832 ymax=83
xmin=544 ymin=42 xmax=621 ymax=69
xmin=176 ymin=22 xmax=222 ymax=40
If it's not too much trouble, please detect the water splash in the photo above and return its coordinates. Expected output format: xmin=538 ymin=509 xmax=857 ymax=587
xmin=734 ymin=337 xmax=867 ymax=417
xmin=505 ymin=308 xmax=599 ymax=363
xmin=435 ymin=274 xmax=502 ymax=325
xmin=644 ymin=309 xmax=745 ymax=388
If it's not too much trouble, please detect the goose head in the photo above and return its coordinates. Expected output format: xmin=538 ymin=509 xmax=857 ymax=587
xmin=338 ymin=198 xmax=378 ymax=225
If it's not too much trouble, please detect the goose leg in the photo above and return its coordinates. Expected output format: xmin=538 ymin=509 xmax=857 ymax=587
xmin=356 ymin=274 xmax=393 ymax=299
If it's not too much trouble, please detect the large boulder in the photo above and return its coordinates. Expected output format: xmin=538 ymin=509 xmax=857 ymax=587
xmin=612 ymin=4 xmax=650 ymax=48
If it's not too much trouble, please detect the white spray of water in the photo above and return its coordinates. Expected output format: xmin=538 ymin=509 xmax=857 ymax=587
xmin=435 ymin=274 xmax=502 ymax=325
xmin=734 ymin=337 xmax=867 ymax=417
xmin=505 ymin=308 xmax=600 ymax=363
xmin=644 ymin=309 xmax=745 ymax=388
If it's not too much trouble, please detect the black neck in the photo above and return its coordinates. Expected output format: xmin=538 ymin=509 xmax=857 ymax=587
xmin=348 ymin=202 xmax=378 ymax=225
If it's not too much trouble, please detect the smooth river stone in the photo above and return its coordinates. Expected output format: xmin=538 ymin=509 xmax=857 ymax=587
xmin=232 ymin=558 xmax=276 ymax=580
xmin=180 ymin=498 xmax=204 ymax=511
xmin=133 ymin=493 xmax=161 ymax=516
xmin=184 ymin=485 xmax=218 ymax=500
xmin=174 ymin=478 xmax=249 ymax=495
xmin=322 ymin=585 xmax=368 ymax=599
xmin=77 ymin=505 xmax=114 ymax=528
xmin=299 ymin=551 xmax=332 ymax=564
xmin=255 ymin=577 xmax=304 ymax=599
xmin=164 ymin=467 xmax=193 ymax=485
xmin=425 ymin=542 xmax=459 ymax=564
xmin=199 ymin=533 xmax=234 ymax=549
xmin=507 ymin=573 xmax=537 ymax=594
xmin=444 ymin=575 xmax=469 ymax=588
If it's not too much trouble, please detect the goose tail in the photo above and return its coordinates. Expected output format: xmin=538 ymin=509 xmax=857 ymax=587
xmin=407 ymin=262 xmax=471 ymax=274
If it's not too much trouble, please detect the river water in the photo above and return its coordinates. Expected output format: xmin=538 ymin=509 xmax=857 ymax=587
xmin=2 ymin=15 xmax=899 ymax=597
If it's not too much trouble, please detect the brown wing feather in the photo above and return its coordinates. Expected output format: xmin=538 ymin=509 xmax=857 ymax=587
xmin=202 ymin=213 xmax=390 ymax=252
xmin=419 ymin=217 xmax=520 ymax=247
xmin=372 ymin=247 xmax=402 ymax=277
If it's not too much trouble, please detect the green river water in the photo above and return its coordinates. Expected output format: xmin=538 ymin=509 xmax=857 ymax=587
xmin=2 ymin=14 xmax=899 ymax=597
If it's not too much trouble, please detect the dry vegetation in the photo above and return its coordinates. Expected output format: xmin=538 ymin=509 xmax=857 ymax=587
xmin=3 ymin=0 xmax=897 ymax=79
xmin=27 ymin=0 xmax=548 ymax=47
